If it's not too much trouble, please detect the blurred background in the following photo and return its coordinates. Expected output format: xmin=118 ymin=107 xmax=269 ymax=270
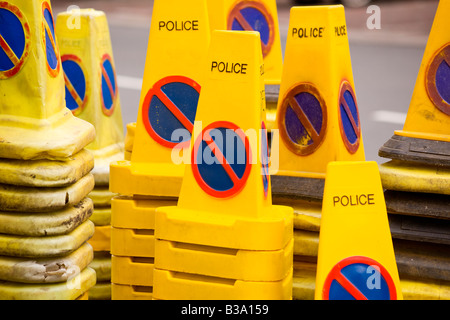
xmin=52 ymin=0 xmax=440 ymax=164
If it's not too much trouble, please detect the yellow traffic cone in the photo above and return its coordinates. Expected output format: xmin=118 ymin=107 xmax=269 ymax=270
xmin=375 ymin=0 xmax=450 ymax=300
xmin=0 ymin=0 xmax=96 ymax=300
xmin=269 ymin=5 xmax=366 ymax=300
xmin=379 ymin=0 xmax=450 ymax=167
xmin=0 ymin=0 xmax=95 ymax=161
xmin=109 ymin=0 xmax=211 ymax=300
xmin=56 ymin=9 xmax=127 ymax=299
xmin=153 ymin=30 xmax=293 ymax=300
xmin=315 ymin=161 xmax=402 ymax=300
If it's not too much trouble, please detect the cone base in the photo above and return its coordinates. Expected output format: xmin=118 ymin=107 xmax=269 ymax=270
xmin=0 ymin=220 xmax=95 ymax=258
xmin=0 ymin=173 xmax=95 ymax=212
xmin=385 ymin=190 xmax=449 ymax=220
xmin=272 ymin=175 xmax=325 ymax=202
xmin=0 ymin=110 xmax=95 ymax=161
xmin=0 ymin=267 xmax=96 ymax=300
xmin=89 ymin=143 xmax=124 ymax=187
xmin=0 ymin=149 xmax=94 ymax=188
xmin=0 ymin=198 xmax=93 ymax=237
xmin=379 ymin=160 xmax=450 ymax=195
xmin=0 ymin=243 xmax=93 ymax=284
xmin=153 ymin=268 xmax=293 ymax=300
xmin=379 ymin=134 xmax=450 ymax=167
xmin=388 ymin=214 xmax=450 ymax=245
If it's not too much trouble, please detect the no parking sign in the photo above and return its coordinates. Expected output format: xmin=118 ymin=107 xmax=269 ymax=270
xmin=228 ymin=1 xmax=275 ymax=58
xmin=338 ymin=81 xmax=361 ymax=154
xmin=62 ymin=54 xmax=88 ymax=116
xmin=42 ymin=1 xmax=60 ymax=77
xmin=192 ymin=121 xmax=252 ymax=199
xmin=142 ymin=76 xmax=200 ymax=148
xmin=0 ymin=2 xmax=30 ymax=79
xmin=101 ymin=54 xmax=118 ymax=117
xmin=278 ymin=83 xmax=328 ymax=156
xmin=323 ymin=256 xmax=398 ymax=300
xmin=426 ymin=44 xmax=450 ymax=116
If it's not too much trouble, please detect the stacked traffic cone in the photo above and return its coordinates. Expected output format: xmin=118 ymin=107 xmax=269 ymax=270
xmin=269 ymin=5 xmax=366 ymax=300
xmin=378 ymin=0 xmax=450 ymax=300
xmin=153 ymin=30 xmax=293 ymax=300
xmin=0 ymin=0 xmax=96 ymax=299
xmin=207 ymin=0 xmax=283 ymax=131
xmin=315 ymin=161 xmax=403 ymax=300
xmin=109 ymin=0 xmax=211 ymax=299
xmin=56 ymin=8 xmax=125 ymax=300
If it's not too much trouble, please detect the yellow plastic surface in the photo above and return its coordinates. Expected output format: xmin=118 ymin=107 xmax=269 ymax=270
xmin=112 ymin=256 xmax=154 ymax=287
xmin=155 ymin=239 xmax=293 ymax=282
xmin=153 ymin=268 xmax=293 ymax=300
xmin=0 ymin=149 xmax=94 ymax=188
xmin=88 ymin=186 xmax=117 ymax=207
xmin=0 ymin=198 xmax=93 ymax=237
xmin=293 ymin=229 xmax=319 ymax=258
xmin=274 ymin=5 xmax=365 ymax=180
xmin=110 ymin=0 xmax=211 ymax=197
xmin=0 ymin=173 xmax=94 ymax=212
xmin=379 ymin=160 xmax=450 ymax=195
xmin=0 ymin=1 xmax=95 ymax=161
xmin=111 ymin=227 xmax=155 ymax=258
xmin=0 ymin=267 xmax=96 ymax=300
xmin=315 ymin=161 xmax=402 ymax=300
xmin=88 ymin=282 xmax=111 ymax=300
xmin=111 ymin=283 xmax=153 ymax=300
xmin=111 ymin=196 xmax=177 ymax=230
xmin=0 ymin=220 xmax=95 ymax=258
xmin=395 ymin=0 xmax=450 ymax=142
xmin=156 ymin=31 xmax=293 ymax=252
xmin=88 ymin=225 xmax=111 ymax=252
xmin=207 ymin=0 xmax=283 ymax=85
xmin=124 ymin=122 xmax=136 ymax=153
xmin=56 ymin=9 xmax=125 ymax=184
xmin=0 ymin=242 xmax=93 ymax=284
xmin=89 ymin=207 xmax=111 ymax=226
xmin=89 ymin=251 xmax=111 ymax=282
xmin=276 ymin=198 xmax=322 ymax=232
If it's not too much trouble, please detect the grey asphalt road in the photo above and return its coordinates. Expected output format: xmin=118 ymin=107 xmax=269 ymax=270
xmin=52 ymin=0 xmax=440 ymax=164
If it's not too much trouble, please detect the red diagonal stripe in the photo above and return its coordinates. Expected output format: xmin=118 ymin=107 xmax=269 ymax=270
xmin=289 ymin=97 xmax=320 ymax=142
xmin=233 ymin=11 xmax=268 ymax=53
xmin=203 ymin=130 xmax=241 ymax=185
xmin=101 ymin=65 xmax=116 ymax=102
xmin=341 ymin=96 xmax=359 ymax=136
xmin=335 ymin=272 xmax=368 ymax=300
xmin=0 ymin=34 xmax=20 ymax=66
xmin=155 ymin=89 xmax=194 ymax=133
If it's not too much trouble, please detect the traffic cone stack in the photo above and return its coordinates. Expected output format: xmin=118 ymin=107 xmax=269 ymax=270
xmin=378 ymin=0 xmax=450 ymax=300
xmin=0 ymin=0 xmax=96 ymax=299
xmin=56 ymin=8 xmax=126 ymax=300
xmin=153 ymin=30 xmax=293 ymax=300
xmin=109 ymin=0 xmax=211 ymax=299
xmin=269 ymin=5 xmax=366 ymax=299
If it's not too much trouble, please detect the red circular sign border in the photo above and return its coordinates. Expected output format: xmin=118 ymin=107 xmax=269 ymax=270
xmin=191 ymin=120 xmax=252 ymax=199
xmin=338 ymin=80 xmax=361 ymax=155
xmin=0 ymin=2 xmax=31 ymax=80
xmin=61 ymin=54 xmax=89 ymax=116
xmin=425 ymin=43 xmax=450 ymax=116
xmin=322 ymin=256 xmax=398 ymax=300
xmin=142 ymin=75 xmax=201 ymax=149
xmin=277 ymin=82 xmax=328 ymax=156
